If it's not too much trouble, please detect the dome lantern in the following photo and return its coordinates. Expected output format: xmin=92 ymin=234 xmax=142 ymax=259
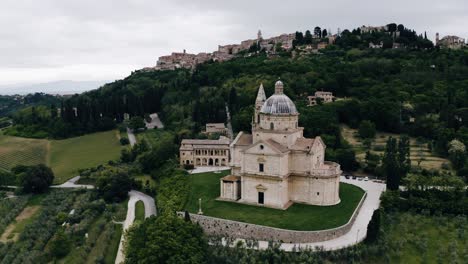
xmin=274 ymin=79 xmax=284 ymax=94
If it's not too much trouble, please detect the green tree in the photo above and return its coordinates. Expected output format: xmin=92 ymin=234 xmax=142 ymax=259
xmin=322 ymin=29 xmax=328 ymax=38
xmin=365 ymin=208 xmax=381 ymax=243
xmin=125 ymin=215 xmax=208 ymax=264
xmin=48 ymin=229 xmax=71 ymax=259
xmin=16 ymin=164 xmax=54 ymax=193
xmin=304 ymin=30 xmax=313 ymax=44
xmin=397 ymin=135 xmax=411 ymax=177
xmin=358 ymin=120 xmax=376 ymax=139
xmin=129 ymin=116 xmax=146 ymax=131
xmin=448 ymin=139 xmax=466 ymax=170
xmin=314 ymin=26 xmax=322 ymax=38
xmin=383 ymin=137 xmax=400 ymax=190
xmin=96 ymin=171 xmax=133 ymax=202
xmin=0 ymin=170 xmax=15 ymax=186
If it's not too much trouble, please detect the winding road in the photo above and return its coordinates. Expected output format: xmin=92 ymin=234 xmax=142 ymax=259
xmin=115 ymin=190 xmax=156 ymax=264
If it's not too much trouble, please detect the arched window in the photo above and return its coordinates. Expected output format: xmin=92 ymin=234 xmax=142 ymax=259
xmin=270 ymin=122 xmax=274 ymax=130
xmin=259 ymin=144 xmax=264 ymax=150
xmin=257 ymin=114 xmax=260 ymax=124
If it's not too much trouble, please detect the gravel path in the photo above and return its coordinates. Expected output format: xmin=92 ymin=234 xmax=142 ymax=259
xmin=115 ymin=190 xmax=156 ymax=264
xmin=51 ymin=176 xmax=94 ymax=189
xmin=145 ymin=113 xmax=164 ymax=129
xmin=126 ymin=128 xmax=137 ymax=147
xmin=189 ymin=166 xmax=231 ymax=174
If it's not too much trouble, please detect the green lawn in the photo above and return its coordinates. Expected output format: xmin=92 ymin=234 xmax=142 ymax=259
xmin=185 ymin=171 xmax=364 ymax=231
xmin=135 ymin=201 xmax=145 ymax=222
xmin=49 ymin=130 xmax=122 ymax=183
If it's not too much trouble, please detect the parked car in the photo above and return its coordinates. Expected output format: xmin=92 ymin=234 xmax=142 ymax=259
xmin=352 ymin=176 xmax=357 ymax=180
xmin=364 ymin=177 xmax=369 ymax=181
xmin=344 ymin=174 xmax=350 ymax=179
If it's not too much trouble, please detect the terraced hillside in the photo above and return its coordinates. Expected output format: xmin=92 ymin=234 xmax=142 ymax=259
xmin=0 ymin=135 xmax=48 ymax=171
xmin=341 ymin=125 xmax=452 ymax=172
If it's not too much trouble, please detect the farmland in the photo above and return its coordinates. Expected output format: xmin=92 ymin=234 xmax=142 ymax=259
xmin=0 ymin=130 xmax=122 ymax=184
xmin=49 ymin=130 xmax=122 ymax=183
xmin=0 ymin=135 xmax=48 ymax=172
xmin=0 ymin=190 xmax=126 ymax=263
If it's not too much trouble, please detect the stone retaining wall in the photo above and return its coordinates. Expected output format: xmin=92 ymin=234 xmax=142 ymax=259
xmin=179 ymin=192 xmax=367 ymax=243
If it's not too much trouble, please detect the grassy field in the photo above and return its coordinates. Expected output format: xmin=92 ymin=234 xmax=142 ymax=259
xmin=135 ymin=201 xmax=145 ymax=222
xmin=0 ymin=130 xmax=122 ymax=184
xmin=375 ymin=212 xmax=468 ymax=263
xmin=0 ymin=135 xmax=48 ymax=171
xmin=135 ymin=129 xmax=161 ymax=147
xmin=49 ymin=130 xmax=122 ymax=183
xmin=185 ymin=171 xmax=364 ymax=231
xmin=341 ymin=125 xmax=452 ymax=172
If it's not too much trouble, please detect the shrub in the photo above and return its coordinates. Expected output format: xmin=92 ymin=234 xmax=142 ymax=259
xmin=120 ymin=137 xmax=130 ymax=145
xmin=15 ymin=164 xmax=54 ymax=193
xmin=183 ymin=164 xmax=195 ymax=170
xmin=358 ymin=120 xmax=376 ymax=139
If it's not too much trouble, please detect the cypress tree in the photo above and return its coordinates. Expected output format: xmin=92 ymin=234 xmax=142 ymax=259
xmin=384 ymin=137 xmax=400 ymax=190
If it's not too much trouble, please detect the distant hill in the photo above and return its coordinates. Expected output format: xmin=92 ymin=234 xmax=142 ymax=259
xmin=0 ymin=80 xmax=109 ymax=95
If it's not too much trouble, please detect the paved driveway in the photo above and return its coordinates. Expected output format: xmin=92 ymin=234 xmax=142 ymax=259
xmin=51 ymin=176 xmax=94 ymax=189
xmin=115 ymin=190 xmax=156 ymax=264
xmin=126 ymin=128 xmax=137 ymax=146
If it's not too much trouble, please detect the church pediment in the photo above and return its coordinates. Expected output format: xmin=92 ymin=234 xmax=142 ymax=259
xmin=242 ymin=140 xmax=286 ymax=155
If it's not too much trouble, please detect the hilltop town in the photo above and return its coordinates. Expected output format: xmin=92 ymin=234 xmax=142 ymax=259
xmin=144 ymin=30 xmax=329 ymax=71
xmin=141 ymin=25 xmax=466 ymax=73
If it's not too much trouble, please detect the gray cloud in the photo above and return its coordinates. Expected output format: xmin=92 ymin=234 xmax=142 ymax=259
xmin=0 ymin=0 xmax=467 ymax=88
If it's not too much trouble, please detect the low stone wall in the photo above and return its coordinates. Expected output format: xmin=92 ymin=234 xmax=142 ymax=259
xmin=179 ymin=192 xmax=367 ymax=243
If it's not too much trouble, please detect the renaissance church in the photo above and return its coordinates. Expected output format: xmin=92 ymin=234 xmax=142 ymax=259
xmin=219 ymin=80 xmax=342 ymax=209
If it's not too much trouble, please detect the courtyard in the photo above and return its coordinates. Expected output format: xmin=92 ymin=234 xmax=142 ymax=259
xmin=185 ymin=170 xmax=365 ymax=231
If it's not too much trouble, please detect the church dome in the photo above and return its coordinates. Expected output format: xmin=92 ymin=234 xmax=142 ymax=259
xmin=260 ymin=94 xmax=298 ymax=115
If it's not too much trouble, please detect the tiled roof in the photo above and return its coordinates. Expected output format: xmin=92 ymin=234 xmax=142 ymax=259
xmin=266 ymin=139 xmax=289 ymax=153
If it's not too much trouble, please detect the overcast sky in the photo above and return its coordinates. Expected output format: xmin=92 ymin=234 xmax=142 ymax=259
xmin=1 ymin=0 xmax=467 ymax=89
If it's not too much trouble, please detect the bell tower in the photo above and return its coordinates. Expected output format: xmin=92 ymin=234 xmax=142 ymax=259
xmin=254 ymin=83 xmax=266 ymax=126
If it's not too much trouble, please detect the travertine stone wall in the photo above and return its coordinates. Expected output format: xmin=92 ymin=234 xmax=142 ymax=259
xmin=179 ymin=192 xmax=366 ymax=243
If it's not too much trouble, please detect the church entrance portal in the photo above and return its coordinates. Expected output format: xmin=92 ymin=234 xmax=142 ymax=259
xmin=258 ymin=192 xmax=264 ymax=204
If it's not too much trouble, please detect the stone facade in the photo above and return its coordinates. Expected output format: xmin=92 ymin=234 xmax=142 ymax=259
xmin=179 ymin=136 xmax=230 ymax=166
xmin=436 ymin=33 xmax=466 ymax=50
xmin=152 ymin=31 xmax=296 ymax=71
xmin=308 ymin=91 xmax=335 ymax=106
xmin=179 ymin=192 xmax=366 ymax=243
xmin=221 ymin=81 xmax=342 ymax=209
xmin=204 ymin=123 xmax=228 ymax=136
